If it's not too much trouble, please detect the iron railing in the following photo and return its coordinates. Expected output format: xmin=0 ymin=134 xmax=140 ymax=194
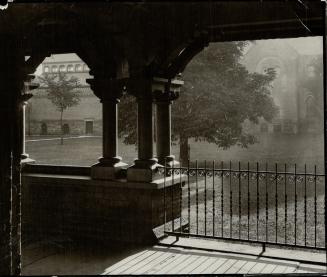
xmin=160 ymin=161 xmax=326 ymax=251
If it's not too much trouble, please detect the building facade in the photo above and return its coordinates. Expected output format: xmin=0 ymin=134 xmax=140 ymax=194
xmin=28 ymin=54 xmax=102 ymax=136
xmin=242 ymin=38 xmax=323 ymax=134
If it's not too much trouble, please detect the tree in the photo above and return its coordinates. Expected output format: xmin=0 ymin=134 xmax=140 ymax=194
xmin=119 ymin=41 xmax=278 ymax=165
xmin=173 ymin=41 xmax=278 ymax=164
xmin=38 ymin=73 xmax=82 ymax=145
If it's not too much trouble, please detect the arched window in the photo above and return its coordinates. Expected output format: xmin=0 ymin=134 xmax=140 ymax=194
xmin=40 ymin=122 xmax=48 ymax=135
xmin=83 ymin=64 xmax=89 ymax=71
xmin=67 ymin=64 xmax=74 ymax=72
xmin=305 ymin=95 xmax=315 ymax=119
xmin=307 ymin=65 xmax=315 ymax=78
xmin=273 ymin=124 xmax=282 ymax=133
xmin=62 ymin=123 xmax=70 ymax=135
xmin=59 ymin=65 xmax=66 ymax=72
xmin=260 ymin=123 xmax=268 ymax=132
xmin=44 ymin=66 xmax=49 ymax=73
xmin=273 ymin=66 xmax=281 ymax=78
xmin=75 ymin=64 xmax=82 ymax=72
xmin=68 ymin=65 xmax=74 ymax=72
xmin=52 ymin=65 xmax=58 ymax=73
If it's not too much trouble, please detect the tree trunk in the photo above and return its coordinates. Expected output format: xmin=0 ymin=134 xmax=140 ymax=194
xmin=60 ymin=109 xmax=63 ymax=145
xmin=179 ymin=135 xmax=190 ymax=166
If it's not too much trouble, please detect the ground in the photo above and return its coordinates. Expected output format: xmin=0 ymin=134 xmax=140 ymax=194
xmin=26 ymin=132 xmax=324 ymax=169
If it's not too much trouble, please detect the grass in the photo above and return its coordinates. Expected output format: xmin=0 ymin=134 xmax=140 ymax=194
xmin=26 ymin=136 xmax=137 ymax=166
xmin=189 ymin=133 xmax=324 ymax=169
xmin=26 ymin=133 xmax=324 ymax=169
xmin=166 ymin=175 xmax=326 ymax=250
xmin=26 ymin=134 xmax=326 ymax=250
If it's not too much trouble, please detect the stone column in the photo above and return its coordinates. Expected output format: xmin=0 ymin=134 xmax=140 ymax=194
xmin=126 ymin=79 xmax=160 ymax=182
xmin=0 ymin=41 xmax=26 ymax=275
xmin=87 ymin=78 xmax=127 ymax=180
xmin=20 ymin=76 xmax=39 ymax=163
xmin=153 ymin=78 xmax=183 ymax=167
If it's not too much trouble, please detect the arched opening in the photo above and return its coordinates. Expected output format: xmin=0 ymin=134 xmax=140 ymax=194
xmin=40 ymin=122 xmax=47 ymax=135
xmin=305 ymin=95 xmax=315 ymax=120
xmin=62 ymin=123 xmax=70 ymax=134
xmin=67 ymin=64 xmax=74 ymax=72
xmin=75 ymin=64 xmax=82 ymax=72
xmin=59 ymin=65 xmax=66 ymax=72
xmin=26 ymin=53 xmax=103 ymax=165
xmin=51 ymin=65 xmax=58 ymax=73
xmin=307 ymin=65 xmax=315 ymax=78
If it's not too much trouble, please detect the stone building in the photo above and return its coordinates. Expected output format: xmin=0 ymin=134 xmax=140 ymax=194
xmin=28 ymin=54 xmax=102 ymax=136
xmin=242 ymin=38 xmax=323 ymax=134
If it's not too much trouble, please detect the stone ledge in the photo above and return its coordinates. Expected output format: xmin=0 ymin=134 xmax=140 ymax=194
xmin=22 ymin=173 xmax=186 ymax=189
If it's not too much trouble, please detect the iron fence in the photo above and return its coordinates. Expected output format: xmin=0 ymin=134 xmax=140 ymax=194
xmin=160 ymin=161 xmax=326 ymax=251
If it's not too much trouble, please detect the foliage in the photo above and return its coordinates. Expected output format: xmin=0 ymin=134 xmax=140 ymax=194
xmin=118 ymin=93 xmax=137 ymax=144
xmin=173 ymin=41 xmax=278 ymax=150
xmin=38 ymin=73 xmax=82 ymax=112
xmin=38 ymin=73 xmax=82 ymax=144
xmin=118 ymin=41 xmax=278 ymax=161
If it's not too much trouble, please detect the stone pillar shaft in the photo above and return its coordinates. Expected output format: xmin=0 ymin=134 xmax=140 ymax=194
xmin=126 ymin=79 xmax=159 ymax=182
xmin=102 ymin=99 xmax=119 ymax=162
xmin=87 ymin=77 xmax=127 ymax=180
xmin=137 ymin=98 xmax=154 ymax=161
xmin=153 ymin=77 xmax=183 ymax=167
xmin=21 ymin=103 xmax=27 ymax=157
xmin=156 ymin=102 xmax=171 ymax=161
xmin=20 ymin=82 xmax=35 ymax=163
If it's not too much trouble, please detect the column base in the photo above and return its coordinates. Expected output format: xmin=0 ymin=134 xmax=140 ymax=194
xmin=158 ymin=155 xmax=180 ymax=168
xmin=91 ymin=157 xmax=128 ymax=180
xmin=127 ymin=158 xmax=163 ymax=182
xmin=21 ymin=154 xmax=35 ymax=165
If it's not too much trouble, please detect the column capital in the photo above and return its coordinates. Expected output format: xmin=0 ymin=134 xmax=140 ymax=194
xmin=19 ymin=93 xmax=33 ymax=105
xmin=18 ymin=74 xmax=39 ymax=105
xmin=126 ymin=78 xmax=153 ymax=100
xmin=153 ymin=90 xmax=179 ymax=103
xmin=127 ymin=77 xmax=184 ymax=101
xmin=86 ymin=77 xmax=127 ymax=102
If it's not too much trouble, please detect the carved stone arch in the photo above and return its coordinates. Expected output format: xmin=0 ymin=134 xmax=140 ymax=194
xmin=152 ymin=30 xmax=210 ymax=79
xmin=23 ymin=8 xmax=128 ymax=82
xmin=76 ymin=33 xmax=129 ymax=81
xmin=23 ymin=8 xmax=84 ymax=51
xmin=305 ymin=94 xmax=315 ymax=119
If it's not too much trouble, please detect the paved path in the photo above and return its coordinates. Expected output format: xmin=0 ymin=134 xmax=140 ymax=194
xmin=26 ymin=135 xmax=101 ymax=142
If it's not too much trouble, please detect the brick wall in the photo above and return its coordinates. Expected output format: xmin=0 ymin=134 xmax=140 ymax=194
xmin=22 ymin=170 xmax=181 ymax=245
xmin=27 ymin=119 xmax=102 ymax=136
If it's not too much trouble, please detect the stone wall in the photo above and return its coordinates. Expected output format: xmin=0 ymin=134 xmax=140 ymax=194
xmin=27 ymin=119 xmax=102 ymax=136
xmin=22 ymin=166 xmax=182 ymax=245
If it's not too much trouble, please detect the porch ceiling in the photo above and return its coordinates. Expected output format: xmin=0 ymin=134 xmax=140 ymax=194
xmin=0 ymin=1 xmax=324 ymax=78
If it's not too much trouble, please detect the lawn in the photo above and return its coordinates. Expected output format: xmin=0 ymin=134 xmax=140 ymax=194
xmin=26 ymin=136 xmax=140 ymax=166
xmin=26 ymin=134 xmax=326 ymax=249
xmin=26 ymin=133 xmax=324 ymax=169
xmin=189 ymin=133 xmax=324 ymax=170
xmin=167 ymin=174 xmax=325 ymax=250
